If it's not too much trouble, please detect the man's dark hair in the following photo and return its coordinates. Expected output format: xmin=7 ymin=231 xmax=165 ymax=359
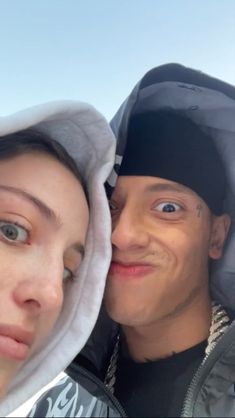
xmin=0 ymin=128 xmax=88 ymax=200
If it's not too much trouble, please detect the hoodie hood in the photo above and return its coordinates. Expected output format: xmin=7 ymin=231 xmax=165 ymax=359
xmin=108 ymin=63 xmax=235 ymax=312
xmin=0 ymin=100 xmax=115 ymax=416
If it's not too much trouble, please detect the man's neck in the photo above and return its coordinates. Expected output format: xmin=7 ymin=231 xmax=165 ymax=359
xmin=121 ymin=293 xmax=212 ymax=362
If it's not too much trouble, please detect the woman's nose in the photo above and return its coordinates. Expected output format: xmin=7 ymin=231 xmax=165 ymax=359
xmin=12 ymin=261 xmax=64 ymax=316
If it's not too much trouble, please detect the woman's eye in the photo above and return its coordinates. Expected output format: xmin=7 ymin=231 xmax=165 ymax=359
xmin=154 ymin=202 xmax=181 ymax=213
xmin=109 ymin=201 xmax=117 ymax=211
xmin=0 ymin=221 xmax=29 ymax=242
xmin=63 ymin=267 xmax=75 ymax=282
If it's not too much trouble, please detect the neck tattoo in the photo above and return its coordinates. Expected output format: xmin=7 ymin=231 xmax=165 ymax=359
xmin=104 ymin=301 xmax=231 ymax=394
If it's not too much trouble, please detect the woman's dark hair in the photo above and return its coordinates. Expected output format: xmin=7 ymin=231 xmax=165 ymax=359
xmin=0 ymin=128 xmax=88 ymax=200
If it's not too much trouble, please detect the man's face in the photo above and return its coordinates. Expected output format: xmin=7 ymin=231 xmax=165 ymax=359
xmin=104 ymin=176 xmax=228 ymax=327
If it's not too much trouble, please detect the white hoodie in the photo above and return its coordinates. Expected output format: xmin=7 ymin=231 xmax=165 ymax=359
xmin=0 ymin=100 xmax=116 ymax=416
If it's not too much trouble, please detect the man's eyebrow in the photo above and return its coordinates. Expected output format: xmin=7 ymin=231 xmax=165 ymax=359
xmin=145 ymin=183 xmax=192 ymax=195
xmin=0 ymin=184 xmax=61 ymax=227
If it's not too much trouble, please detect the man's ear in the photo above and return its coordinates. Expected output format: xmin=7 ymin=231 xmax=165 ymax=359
xmin=209 ymin=214 xmax=231 ymax=259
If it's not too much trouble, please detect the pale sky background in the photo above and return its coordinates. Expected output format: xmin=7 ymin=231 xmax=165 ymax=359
xmin=0 ymin=0 xmax=235 ymax=121
xmin=1 ymin=0 xmax=235 ymax=415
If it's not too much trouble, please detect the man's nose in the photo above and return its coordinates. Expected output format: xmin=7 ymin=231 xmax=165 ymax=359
xmin=111 ymin=207 xmax=149 ymax=251
xmin=12 ymin=260 xmax=64 ymax=316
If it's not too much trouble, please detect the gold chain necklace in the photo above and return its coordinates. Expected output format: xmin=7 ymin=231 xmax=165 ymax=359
xmin=104 ymin=301 xmax=230 ymax=394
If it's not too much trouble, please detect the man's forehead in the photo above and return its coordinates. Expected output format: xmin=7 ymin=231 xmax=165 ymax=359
xmin=112 ymin=176 xmax=199 ymax=198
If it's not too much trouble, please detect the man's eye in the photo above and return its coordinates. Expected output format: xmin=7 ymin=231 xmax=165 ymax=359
xmin=154 ymin=202 xmax=181 ymax=213
xmin=0 ymin=221 xmax=29 ymax=242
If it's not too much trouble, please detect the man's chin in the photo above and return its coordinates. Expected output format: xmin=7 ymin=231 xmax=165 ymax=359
xmin=104 ymin=293 xmax=147 ymax=326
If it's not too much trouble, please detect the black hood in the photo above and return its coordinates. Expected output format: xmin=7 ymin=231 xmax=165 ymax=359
xmin=108 ymin=62 xmax=235 ymax=313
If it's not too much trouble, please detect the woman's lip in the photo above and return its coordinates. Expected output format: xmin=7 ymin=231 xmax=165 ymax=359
xmin=108 ymin=261 xmax=155 ymax=279
xmin=0 ymin=335 xmax=30 ymax=361
xmin=0 ymin=324 xmax=34 ymax=361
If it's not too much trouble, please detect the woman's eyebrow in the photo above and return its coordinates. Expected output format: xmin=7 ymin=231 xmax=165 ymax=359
xmin=71 ymin=243 xmax=85 ymax=258
xmin=0 ymin=184 xmax=62 ymax=227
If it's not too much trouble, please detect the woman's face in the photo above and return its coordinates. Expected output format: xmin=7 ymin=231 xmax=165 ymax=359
xmin=0 ymin=151 xmax=89 ymax=394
